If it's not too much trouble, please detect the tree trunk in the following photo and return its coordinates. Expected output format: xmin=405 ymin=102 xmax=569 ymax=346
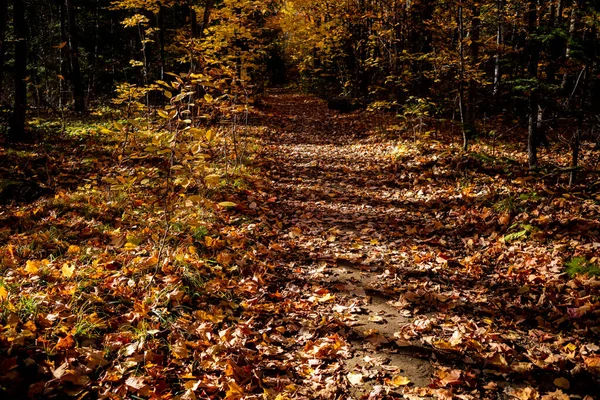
xmin=0 ymin=0 xmax=8 ymax=99
xmin=200 ymin=0 xmax=214 ymax=38
xmin=65 ymin=0 xmax=85 ymax=112
xmin=10 ymin=0 xmax=29 ymax=141
xmin=493 ymin=0 xmax=504 ymax=98
xmin=561 ymin=0 xmax=579 ymax=91
xmin=417 ymin=0 xmax=434 ymax=97
xmin=458 ymin=4 xmax=468 ymax=151
xmin=569 ymin=103 xmax=583 ymax=186
xmin=189 ymin=0 xmax=198 ymax=38
xmin=526 ymin=0 xmax=540 ymax=169
xmin=555 ymin=0 xmax=564 ymax=27
xmin=467 ymin=3 xmax=480 ymax=135
xmin=59 ymin=0 xmax=68 ymax=109
xmin=569 ymin=64 xmax=588 ymax=185
xmin=157 ymin=3 xmax=165 ymax=79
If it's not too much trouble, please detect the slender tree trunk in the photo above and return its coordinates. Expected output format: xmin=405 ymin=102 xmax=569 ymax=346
xmin=0 ymin=0 xmax=8 ymax=99
xmin=417 ymin=0 xmax=434 ymax=97
xmin=59 ymin=0 xmax=67 ymax=109
xmin=65 ymin=0 xmax=85 ymax=112
xmin=555 ymin=0 xmax=564 ymax=27
xmin=526 ymin=0 xmax=540 ymax=169
xmin=569 ymin=65 xmax=587 ymax=185
xmin=569 ymin=105 xmax=583 ymax=185
xmin=458 ymin=4 xmax=468 ymax=151
xmin=200 ymin=0 xmax=214 ymax=38
xmin=157 ymin=3 xmax=165 ymax=79
xmin=493 ymin=0 xmax=504 ymax=98
xmin=90 ymin=0 xmax=100 ymax=98
xmin=561 ymin=0 xmax=579 ymax=91
xmin=10 ymin=0 xmax=29 ymax=141
xmin=467 ymin=3 xmax=480 ymax=131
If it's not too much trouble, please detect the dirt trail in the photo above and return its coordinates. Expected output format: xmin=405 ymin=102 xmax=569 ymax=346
xmin=259 ymin=90 xmax=433 ymax=395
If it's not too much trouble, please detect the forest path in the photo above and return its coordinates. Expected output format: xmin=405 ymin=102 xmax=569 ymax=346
xmin=258 ymin=89 xmax=434 ymax=396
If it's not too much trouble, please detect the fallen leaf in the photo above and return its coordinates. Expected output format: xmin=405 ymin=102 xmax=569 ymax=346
xmin=541 ymin=390 xmax=570 ymax=400
xmin=24 ymin=260 xmax=40 ymax=274
xmin=55 ymin=335 xmax=75 ymax=350
xmin=347 ymin=372 xmax=363 ymax=386
xmin=553 ymin=378 xmax=569 ymax=390
xmin=61 ymin=263 xmax=75 ymax=278
xmin=388 ymin=375 xmax=411 ymax=387
xmin=125 ymin=375 xmax=146 ymax=391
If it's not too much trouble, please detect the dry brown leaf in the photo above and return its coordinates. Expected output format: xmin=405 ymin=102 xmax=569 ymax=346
xmin=552 ymin=377 xmax=570 ymax=390
xmin=541 ymin=390 xmax=570 ymax=400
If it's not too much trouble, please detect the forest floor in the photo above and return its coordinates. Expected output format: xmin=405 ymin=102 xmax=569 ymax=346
xmin=0 ymin=89 xmax=599 ymax=399
xmin=255 ymin=89 xmax=600 ymax=399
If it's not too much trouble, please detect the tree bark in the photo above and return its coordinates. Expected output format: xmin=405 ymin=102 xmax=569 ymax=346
xmin=200 ymin=0 xmax=214 ymax=38
xmin=466 ymin=3 xmax=480 ymax=140
xmin=0 ymin=0 xmax=8 ymax=99
xmin=458 ymin=4 xmax=468 ymax=150
xmin=189 ymin=0 xmax=198 ymax=38
xmin=157 ymin=3 xmax=165 ymax=79
xmin=65 ymin=0 xmax=85 ymax=112
xmin=10 ymin=0 xmax=29 ymax=141
xmin=493 ymin=0 xmax=504 ymax=98
xmin=561 ymin=0 xmax=579 ymax=91
xmin=59 ymin=0 xmax=68 ymax=109
xmin=526 ymin=0 xmax=540 ymax=169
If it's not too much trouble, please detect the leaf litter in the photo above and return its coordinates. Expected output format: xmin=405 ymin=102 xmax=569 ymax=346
xmin=0 ymin=90 xmax=599 ymax=399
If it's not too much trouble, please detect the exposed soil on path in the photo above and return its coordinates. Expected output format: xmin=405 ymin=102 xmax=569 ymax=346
xmin=256 ymin=89 xmax=600 ymax=399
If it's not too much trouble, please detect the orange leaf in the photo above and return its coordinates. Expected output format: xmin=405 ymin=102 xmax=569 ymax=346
xmin=55 ymin=335 xmax=75 ymax=350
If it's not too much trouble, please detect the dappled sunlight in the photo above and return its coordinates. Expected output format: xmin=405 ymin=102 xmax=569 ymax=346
xmin=260 ymin=90 xmax=600 ymax=398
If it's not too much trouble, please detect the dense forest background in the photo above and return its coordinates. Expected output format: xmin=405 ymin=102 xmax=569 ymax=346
xmin=2 ymin=0 xmax=600 ymax=175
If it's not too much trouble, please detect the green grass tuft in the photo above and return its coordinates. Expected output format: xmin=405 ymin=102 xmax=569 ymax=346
xmin=565 ymin=256 xmax=600 ymax=278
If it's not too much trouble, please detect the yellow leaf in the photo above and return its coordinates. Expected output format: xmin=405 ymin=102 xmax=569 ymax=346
xmin=487 ymin=352 xmax=509 ymax=369
xmin=225 ymin=381 xmax=244 ymax=399
xmin=23 ymin=320 xmax=37 ymax=331
xmin=564 ymin=343 xmax=577 ymax=352
xmin=157 ymin=110 xmax=169 ymax=119
xmin=433 ymin=340 xmax=457 ymax=350
xmin=205 ymin=174 xmax=221 ymax=186
xmin=67 ymin=245 xmax=81 ymax=254
xmin=205 ymin=129 xmax=216 ymax=141
xmin=0 ymin=286 xmax=8 ymax=301
xmin=318 ymin=293 xmax=335 ymax=303
xmin=389 ymin=375 xmax=411 ymax=387
xmin=204 ymin=94 xmax=214 ymax=103
xmin=25 ymin=260 xmax=40 ymax=274
xmin=218 ymin=202 xmax=237 ymax=208
xmin=61 ymin=263 xmax=75 ymax=278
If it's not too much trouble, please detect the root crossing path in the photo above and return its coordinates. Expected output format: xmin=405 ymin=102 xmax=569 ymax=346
xmin=258 ymin=90 xmax=434 ymax=398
